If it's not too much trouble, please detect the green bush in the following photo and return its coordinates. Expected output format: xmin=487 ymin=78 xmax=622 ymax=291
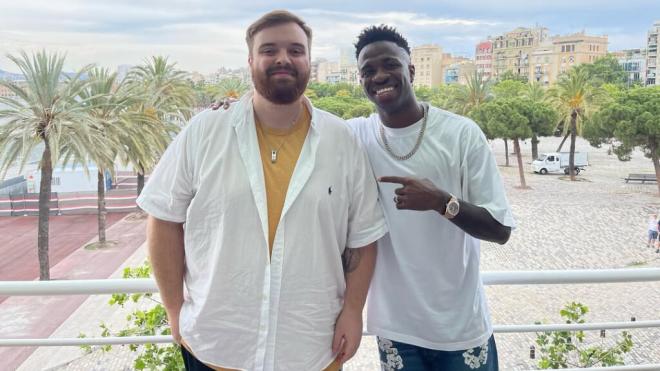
xmin=80 ymin=262 xmax=184 ymax=370
xmin=535 ymin=302 xmax=634 ymax=369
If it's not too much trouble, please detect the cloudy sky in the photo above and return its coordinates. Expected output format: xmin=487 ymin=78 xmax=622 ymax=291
xmin=0 ymin=0 xmax=658 ymax=74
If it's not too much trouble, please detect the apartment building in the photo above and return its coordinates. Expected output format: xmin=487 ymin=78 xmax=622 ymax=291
xmin=552 ymin=32 xmax=608 ymax=77
xmin=613 ymin=49 xmax=647 ymax=86
xmin=528 ymin=32 xmax=608 ymax=85
xmin=646 ymin=21 xmax=660 ymax=86
xmin=411 ymin=44 xmax=445 ymax=88
xmin=445 ymin=60 xmax=476 ymax=85
xmin=475 ymin=41 xmax=493 ymax=80
xmin=492 ymin=26 xmax=549 ymax=80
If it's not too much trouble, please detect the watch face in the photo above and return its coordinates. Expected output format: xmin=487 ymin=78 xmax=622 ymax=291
xmin=448 ymin=201 xmax=459 ymax=215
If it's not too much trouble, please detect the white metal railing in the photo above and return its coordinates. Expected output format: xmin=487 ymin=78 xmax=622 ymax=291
xmin=1 ymin=268 xmax=659 ymax=369
xmin=524 ymin=365 xmax=660 ymax=371
xmin=3 ymin=268 xmax=658 ymax=296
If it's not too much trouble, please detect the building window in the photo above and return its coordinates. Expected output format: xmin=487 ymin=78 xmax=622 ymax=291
xmin=562 ymin=45 xmax=565 ymax=52
xmin=52 ymin=177 xmax=61 ymax=186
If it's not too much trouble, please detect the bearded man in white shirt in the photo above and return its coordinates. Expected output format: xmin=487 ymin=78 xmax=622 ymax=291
xmin=137 ymin=11 xmax=387 ymax=371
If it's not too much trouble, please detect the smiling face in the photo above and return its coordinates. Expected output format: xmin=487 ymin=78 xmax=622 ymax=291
xmin=249 ymin=22 xmax=311 ymax=105
xmin=357 ymin=41 xmax=416 ymax=114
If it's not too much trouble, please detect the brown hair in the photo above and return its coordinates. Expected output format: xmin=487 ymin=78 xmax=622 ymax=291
xmin=245 ymin=10 xmax=312 ymax=54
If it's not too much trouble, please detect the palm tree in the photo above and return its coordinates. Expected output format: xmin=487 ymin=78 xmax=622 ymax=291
xmin=216 ymin=77 xmax=250 ymax=100
xmin=460 ymin=71 xmax=492 ymax=115
xmin=198 ymin=77 xmax=251 ymax=109
xmin=548 ymin=67 xmax=599 ymax=181
xmin=0 ymin=51 xmax=98 ymax=280
xmin=76 ymin=68 xmax=146 ymax=245
xmin=125 ymin=56 xmax=195 ymax=196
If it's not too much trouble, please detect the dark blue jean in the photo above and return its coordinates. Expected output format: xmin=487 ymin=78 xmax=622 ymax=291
xmin=377 ymin=335 xmax=499 ymax=371
xmin=181 ymin=346 xmax=214 ymax=371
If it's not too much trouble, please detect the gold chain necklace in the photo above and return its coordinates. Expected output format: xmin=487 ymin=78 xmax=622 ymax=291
xmin=379 ymin=103 xmax=428 ymax=161
xmin=256 ymin=107 xmax=301 ymax=163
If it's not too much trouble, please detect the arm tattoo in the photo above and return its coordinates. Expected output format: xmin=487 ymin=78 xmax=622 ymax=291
xmin=342 ymin=248 xmax=362 ymax=274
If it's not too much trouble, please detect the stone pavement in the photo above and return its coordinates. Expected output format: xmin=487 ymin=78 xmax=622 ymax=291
xmin=0 ymin=214 xmax=146 ymax=370
xmin=12 ymin=135 xmax=660 ymax=370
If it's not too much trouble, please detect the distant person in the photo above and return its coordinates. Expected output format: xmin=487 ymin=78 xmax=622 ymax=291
xmin=647 ymin=213 xmax=658 ymax=248
xmin=138 ymin=10 xmax=387 ymax=370
xmin=656 ymin=218 xmax=660 ymax=253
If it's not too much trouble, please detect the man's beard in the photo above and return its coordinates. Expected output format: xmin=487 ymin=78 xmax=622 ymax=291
xmin=252 ymin=64 xmax=309 ymax=105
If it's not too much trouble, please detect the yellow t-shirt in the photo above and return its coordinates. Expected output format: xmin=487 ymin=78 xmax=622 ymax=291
xmin=255 ymin=104 xmax=311 ymax=255
xmin=180 ymin=105 xmax=340 ymax=371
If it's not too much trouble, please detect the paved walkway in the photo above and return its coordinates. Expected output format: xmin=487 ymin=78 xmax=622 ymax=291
xmin=4 ymin=135 xmax=660 ymax=370
xmin=0 ymin=213 xmax=127 ymax=300
xmin=0 ymin=213 xmax=146 ymax=370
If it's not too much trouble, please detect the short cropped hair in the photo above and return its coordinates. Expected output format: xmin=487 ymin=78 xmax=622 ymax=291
xmin=354 ymin=25 xmax=411 ymax=59
xmin=246 ymin=10 xmax=313 ymax=53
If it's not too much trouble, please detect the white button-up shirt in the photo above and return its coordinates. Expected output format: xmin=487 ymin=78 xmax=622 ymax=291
xmin=137 ymin=93 xmax=387 ymax=371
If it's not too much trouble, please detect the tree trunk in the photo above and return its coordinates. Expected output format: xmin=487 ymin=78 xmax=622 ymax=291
xmin=38 ymin=139 xmax=53 ymax=281
xmin=531 ymin=133 xmax=539 ymax=160
xmin=651 ymin=139 xmax=660 ymax=195
xmin=97 ymin=170 xmax=106 ymax=244
xmin=137 ymin=172 xmax=145 ymax=197
xmin=569 ymin=110 xmax=578 ymax=181
xmin=556 ymin=131 xmax=570 ymax=152
xmin=504 ymin=139 xmax=510 ymax=167
xmin=136 ymin=162 xmax=145 ymax=197
xmin=514 ymin=138 xmax=527 ymax=188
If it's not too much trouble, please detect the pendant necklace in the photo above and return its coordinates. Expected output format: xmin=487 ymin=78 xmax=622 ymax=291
xmin=257 ymin=108 xmax=301 ymax=164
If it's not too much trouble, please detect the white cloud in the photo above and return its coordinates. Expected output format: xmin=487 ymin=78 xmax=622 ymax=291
xmin=0 ymin=1 xmax=653 ymax=73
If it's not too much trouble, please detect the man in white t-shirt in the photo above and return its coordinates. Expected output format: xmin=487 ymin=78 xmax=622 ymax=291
xmin=137 ymin=11 xmax=387 ymax=371
xmin=350 ymin=25 xmax=516 ymax=370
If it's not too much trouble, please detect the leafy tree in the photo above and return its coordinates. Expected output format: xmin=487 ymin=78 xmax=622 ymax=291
xmin=414 ymin=86 xmax=435 ymax=101
xmin=535 ymin=302 xmax=634 ymax=369
xmin=522 ymin=82 xmax=557 ymax=159
xmin=312 ymin=96 xmax=354 ymax=117
xmin=428 ymin=84 xmax=468 ymax=114
xmin=497 ymin=70 xmax=528 ymax=83
xmin=578 ymin=55 xmax=628 ymax=88
xmin=583 ymin=86 xmax=660 ymax=193
xmin=0 ymin=51 xmax=99 ymax=280
xmin=492 ymin=80 xmax=526 ymax=100
xmin=548 ymin=68 xmax=601 ymax=180
xmin=307 ymin=82 xmax=363 ymax=98
xmin=472 ymin=98 xmax=532 ymax=188
xmin=345 ymin=104 xmax=374 ymax=119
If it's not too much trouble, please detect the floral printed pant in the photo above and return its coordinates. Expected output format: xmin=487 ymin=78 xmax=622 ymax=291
xmin=377 ymin=335 xmax=498 ymax=371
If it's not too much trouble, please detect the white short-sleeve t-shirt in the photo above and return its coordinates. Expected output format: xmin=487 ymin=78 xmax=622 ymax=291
xmin=348 ymin=106 xmax=516 ymax=351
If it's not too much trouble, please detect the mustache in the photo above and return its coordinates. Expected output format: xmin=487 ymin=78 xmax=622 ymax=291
xmin=267 ymin=65 xmax=297 ymax=77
